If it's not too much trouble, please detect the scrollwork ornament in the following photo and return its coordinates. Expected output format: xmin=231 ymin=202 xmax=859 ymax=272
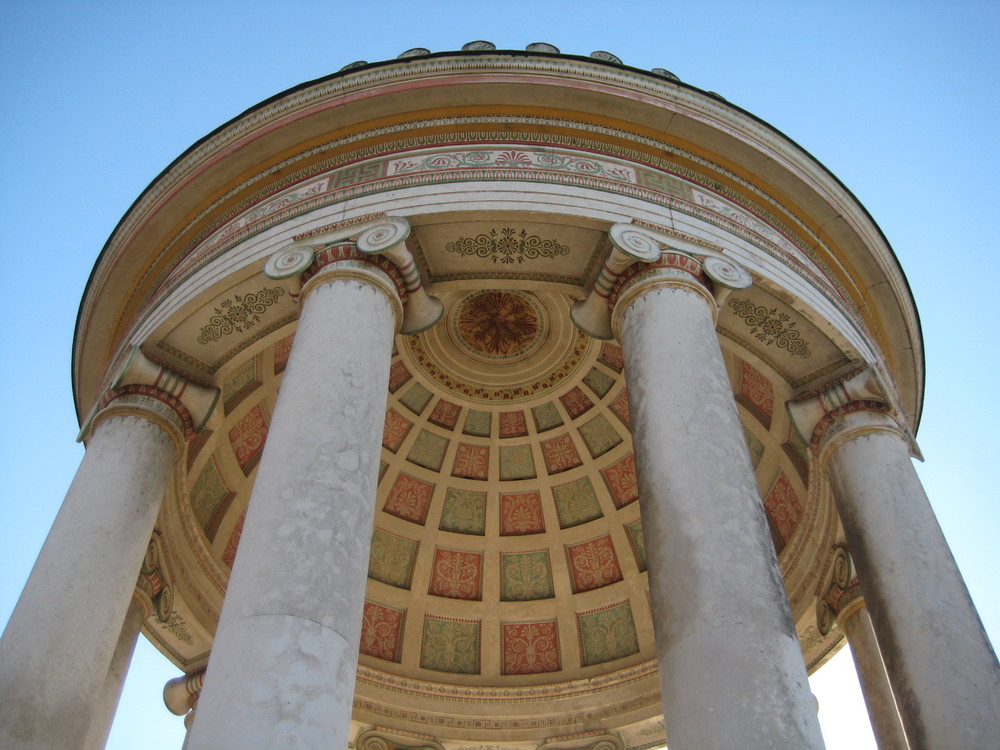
xmin=817 ymin=599 xmax=834 ymax=636
xmin=264 ymin=246 xmax=314 ymax=279
xmin=462 ymin=40 xmax=496 ymax=51
xmin=357 ymin=217 xmax=411 ymax=254
xmin=832 ymin=547 xmax=851 ymax=589
xmin=155 ymin=584 xmax=173 ymax=623
xmin=144 ymin=539 xmax=158 ymax=573
xmin=361 ymin=738 xmax=390 ymax=750
xmin=609 ymin=224 xmax=662 ymax=261
xmin=704 ymin=256 xmax=752 ymax=290
xmin=590 ymin=50 xmax=623 ymax=65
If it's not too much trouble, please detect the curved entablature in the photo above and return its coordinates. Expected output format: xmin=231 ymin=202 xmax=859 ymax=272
xmin=74 ymin=47 xmax=922 ymax=433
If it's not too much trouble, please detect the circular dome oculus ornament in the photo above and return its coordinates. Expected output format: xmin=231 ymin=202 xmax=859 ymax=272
xmin=451 ymin=290 xmax=547 ymax=363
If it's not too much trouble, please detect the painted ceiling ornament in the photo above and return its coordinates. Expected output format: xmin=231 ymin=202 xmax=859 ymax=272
xmin=444 ymin=227 xmax=570 ymax=264
xmin=453 ymin=290 xmax=546 ymax=361
xmin=728 ymin=297 xmax=812 ymax=358
xmin=197 ymin=287 xmax=285 ymax=345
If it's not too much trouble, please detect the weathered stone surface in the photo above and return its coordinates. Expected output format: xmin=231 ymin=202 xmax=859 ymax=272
xmin=826 ymin=410 xmax=1000 ymax=749
xmin=619 ymin=284 xmax=824 ymax=750
xmin=0 ymin=415 xmax=175 ymax=750
xmin=186 ymin=276 xmax=396 ymax=750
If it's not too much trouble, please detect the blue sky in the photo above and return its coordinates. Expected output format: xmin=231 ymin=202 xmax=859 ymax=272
xmin=1 ymin=3 xmax=997 ymax=748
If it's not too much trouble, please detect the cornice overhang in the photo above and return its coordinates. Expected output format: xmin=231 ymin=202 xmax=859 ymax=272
xmin=73 ymin=50 xmax=922 ymax=429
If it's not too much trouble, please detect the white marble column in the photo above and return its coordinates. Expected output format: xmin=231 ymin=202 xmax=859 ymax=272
xmin=818 ymin=407 xmax=1000 ymax=749
xmin=185 ymin=238 xmax=409 ymax=750
xmin=82 ymin=594 xmax=149 ymax=750
xmin=589 ymin=226 xmax=825 ymax=749
xmin=837 ymin=598 xmax=909 ymax=750
xmin=0 ymin=386 xmax=191 ymax=749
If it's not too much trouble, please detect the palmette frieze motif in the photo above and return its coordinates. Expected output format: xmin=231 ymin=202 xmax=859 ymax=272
xmin=445 ymin=227 xmax=571 ymax=265
xmin=197 ymin=287 xmax=285 ymax=344
xmin=390 ymin=149 xmax=637 ymax=182
xmin=728 ymin=297 xmax=811 ymax=358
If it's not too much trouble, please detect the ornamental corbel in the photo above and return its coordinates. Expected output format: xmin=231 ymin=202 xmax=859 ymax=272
xmin=572 ymin=223 xmax=751 ymax=339
xmin=571 ymin=223 xmax=664 ymax=339
xmin=537 ymin=732 xmax=625 ymax=750
xmin=135 ymin=533 xmax=177 ymax=626
xmin=163 ymin=668 xmax=206 ymax=730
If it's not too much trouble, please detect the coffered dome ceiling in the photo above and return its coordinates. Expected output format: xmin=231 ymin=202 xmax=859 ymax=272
xmin=139 ymin=220 xmax=842 ymax=742
xmin=72 ymin=48 xmax=920 ymax=747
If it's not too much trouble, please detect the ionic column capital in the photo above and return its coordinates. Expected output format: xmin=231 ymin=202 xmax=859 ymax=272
xmin=133 ymin=533 xmax=177 ymax=625
xmin=80 ymin=348 xmax=219 ymax=449
xmin=786 ymin=367 xmax=915 ymax=463
xmin=571 ymin=223 xmax=751 ymax=340
xmin=815 ymin=545 xmax=864 ymax=635
xmin=265 ymin=216 xmax=442 ymax=335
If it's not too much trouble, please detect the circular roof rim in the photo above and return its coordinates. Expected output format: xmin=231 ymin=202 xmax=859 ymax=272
xmin=72 ymin=46 xmax=923 ymax=427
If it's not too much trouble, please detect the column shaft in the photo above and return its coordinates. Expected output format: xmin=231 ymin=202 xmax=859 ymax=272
xmin=839 ymin=604 xmax=909 ymax=750
xmin=83 ymin=595 xmax=147 ymax=750
xmin=185 ymin=273 xmax=396 ymax=750
xmin=825 ymin=411 xmax=1000 ymax=749
xmin=0 ymin=414 xmax=176 ymax=750
xmin=619 ymin=285 xmax=824 ymax=750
